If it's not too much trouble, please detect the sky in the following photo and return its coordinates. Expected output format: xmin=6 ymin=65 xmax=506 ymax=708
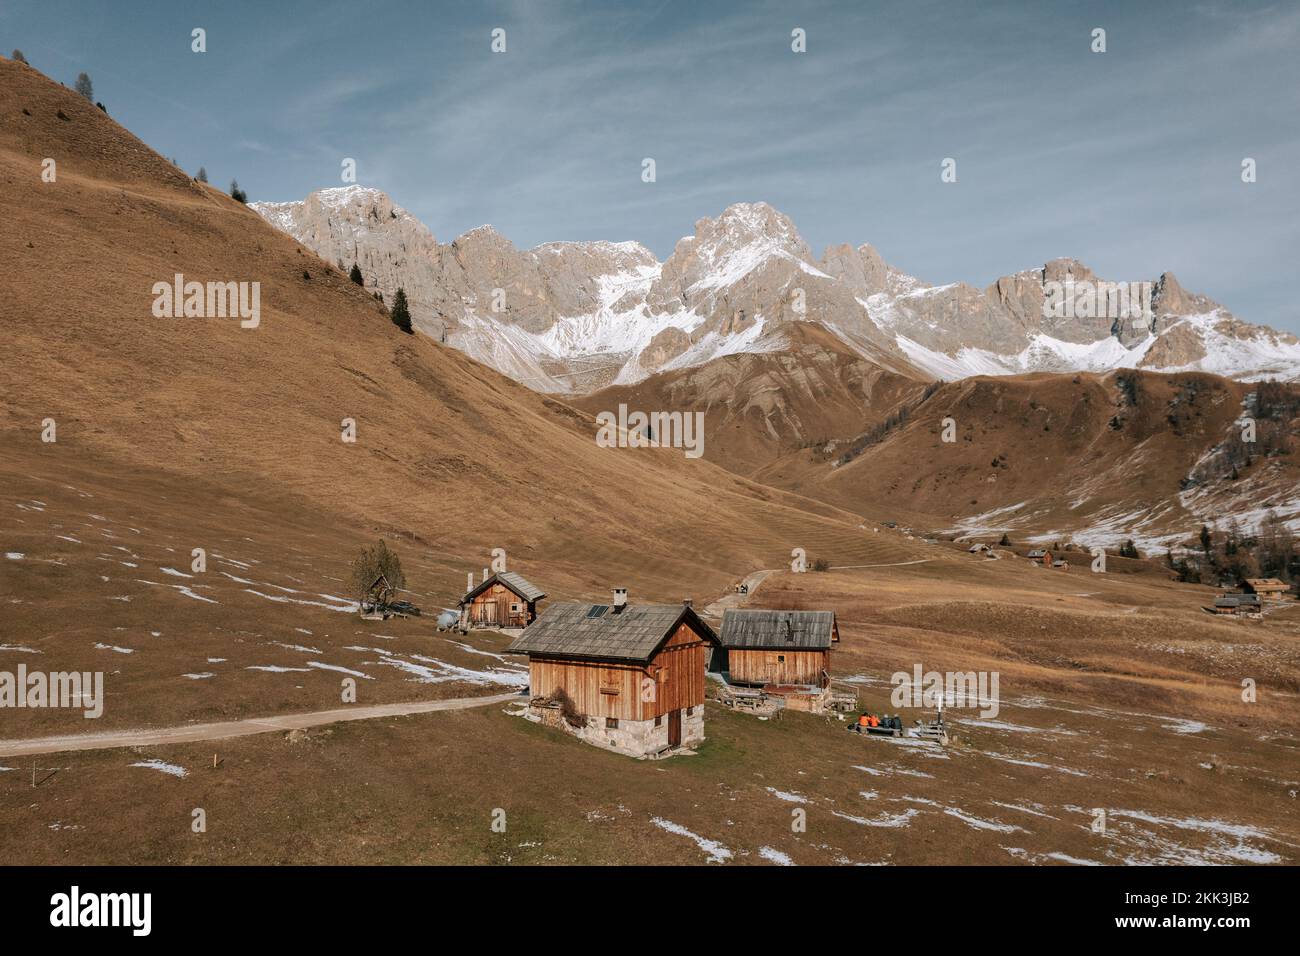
xmin=4 ymin=0 xmax=1299 ymax=333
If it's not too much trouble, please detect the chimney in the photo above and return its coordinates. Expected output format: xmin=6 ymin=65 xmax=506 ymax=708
xmin=682 ymin=598 xmax=693 ymax=608
xmin=612 ymin=588 xmax=628 ymax=609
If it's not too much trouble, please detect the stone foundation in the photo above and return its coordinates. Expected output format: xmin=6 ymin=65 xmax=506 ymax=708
xmin=524 ymin=700 xmax=704 ymax=758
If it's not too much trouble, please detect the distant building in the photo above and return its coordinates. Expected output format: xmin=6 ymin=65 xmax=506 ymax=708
xmin=1207 ymin=593 xmax=1262 ymax=615
xmin=715 ymin=609 xmax=838 ymax=691
xmin=508 ymin=589 xmax=719 ymax=757
xmin=459 ymin=571 xmax=546 ymax=631
xmin=1027 ymin=549 xmax=1048 ymax=560
xmin=1242 ymin=578 xmax=1291 ymax=601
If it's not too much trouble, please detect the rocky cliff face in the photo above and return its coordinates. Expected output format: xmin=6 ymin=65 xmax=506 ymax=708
xmin=252 ymin=190 xmax=1300 ymax=391
xmin=252 ymin=186 xmax=444 ymax=331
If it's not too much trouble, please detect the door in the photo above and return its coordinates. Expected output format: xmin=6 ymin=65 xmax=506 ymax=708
xmin=668 ymin=708 xmax=682 ymax=747
xmin=497 ymin=594 xmax=509 ymax=625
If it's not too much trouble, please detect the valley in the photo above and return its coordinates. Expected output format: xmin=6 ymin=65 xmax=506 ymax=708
xmin=2 ymin=50 xmax=1298 ymax=868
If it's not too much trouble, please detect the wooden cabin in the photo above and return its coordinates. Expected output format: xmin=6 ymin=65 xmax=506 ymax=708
xmin=459 ymin=571 xmax=546 ymax=631
xmin=1243 ymin=578 xmax=1291 ymax=601
xmin=714 ymin=609 xmax=839 ymax=689
xmin=1206 ymin=593 xmax=1261 ymax=615
xmin=508 ymin=590 xmax=719 ymax=757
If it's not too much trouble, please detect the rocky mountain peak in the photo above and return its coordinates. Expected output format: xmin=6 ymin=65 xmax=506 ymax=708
xmin=252 ymin=189 xmax=1300 ymax=391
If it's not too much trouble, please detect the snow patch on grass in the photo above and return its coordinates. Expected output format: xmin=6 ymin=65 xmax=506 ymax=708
xmin=651 ymin=817 xmax=732 ymax=864
xmin=131 ymin=759 xmax=187 ymax=778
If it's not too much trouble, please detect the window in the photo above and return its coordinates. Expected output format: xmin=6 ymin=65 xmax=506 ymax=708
xmin=605 ymin=717 xmax=619 ymax=729
xmin=777 ymin=655 xmax=786 ymax=662
xmin=510 ymin=603 xmax=520 ymax=613
xmin=654 ymin=714 xmax=662 ymax=727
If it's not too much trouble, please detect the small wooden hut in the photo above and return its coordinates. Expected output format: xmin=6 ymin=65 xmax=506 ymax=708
xmin=459 ymin=571 xmax=546 ymax=631
xmin=714 ymin=609 xmax=838 ymax=688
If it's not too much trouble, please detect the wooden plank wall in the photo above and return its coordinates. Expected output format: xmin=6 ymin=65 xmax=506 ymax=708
xmin=528 ymin=622 xmax=709 ymax=720
xmin=467 ymin=585 xmax=532 ymax=628
xmin=729 ymin=649 xmax=828 ymax=687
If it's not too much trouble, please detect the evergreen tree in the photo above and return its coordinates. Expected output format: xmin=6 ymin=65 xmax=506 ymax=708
xmin=196 ymin=167 xmax=208 ymax=183
xmin=74 ymin=72 xmax=93 ymax=100
xmin=12 ymin=50 xmax=27 ymax=64
xmin=349 ymin=263 xmax=364 ymax=286
xmin=998 ymin=533 xmax=1011 ymax=547
xmin=229 ymin=179 xmax=247 ymax=203
xmin=1199 ymin=524 xmax=1212 ymax=555
xmin=390 ymin=287 xmax=413 ymax=334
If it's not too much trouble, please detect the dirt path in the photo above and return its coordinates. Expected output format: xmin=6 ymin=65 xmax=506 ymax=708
xmin=702 ymin=559 xmax=936 ymax=617
xmin=702 ymin=569 xmax=776 ymax=617
xmin=0 ymin=691 xmax=523 ymax=759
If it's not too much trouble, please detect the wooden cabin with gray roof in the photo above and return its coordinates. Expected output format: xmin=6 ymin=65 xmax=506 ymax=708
xmin=507 ymin=588 xmax=719 ymax=758
xmin=459 ymin=571 xmax=546 ymax=633
xmin=715 ymin=609 xmax=839 ymax=689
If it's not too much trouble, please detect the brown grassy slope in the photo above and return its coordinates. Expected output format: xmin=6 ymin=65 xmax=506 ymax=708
xmin=574 ymin=322 xmax=926 ymax=477
xmin=758 ymin=369 xmax=1300 ymax=542
xmin=0 ymin=54 xmax=926 ymax=603
xmin=5 ymin=697 xmax=1298 ymax=865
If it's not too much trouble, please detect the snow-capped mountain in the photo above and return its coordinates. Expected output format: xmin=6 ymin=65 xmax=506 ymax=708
xmin=251 ymin=188 xmax=1300 ymax=391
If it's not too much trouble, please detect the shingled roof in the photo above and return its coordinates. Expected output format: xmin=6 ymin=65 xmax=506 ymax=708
xmin=460 ymin=571 xmax=546 ymax=606
xmin=508 ymin=602 xmax=718 ymax=663
xmin=719 ymin=609 xmax=838 ymax=650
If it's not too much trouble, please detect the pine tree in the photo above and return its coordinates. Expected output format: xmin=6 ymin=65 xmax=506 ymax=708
xmin=11 ymin=50 xmax=27 ymax=64
xmin=390 ymin=288 xmax=413 ymax=334
xmin=74 ymin=72 xmax=93 ymax=101
xmin=229 ymin=179 xmax=247 ymax=203
xmin=196 ymin=167 xmax=208 ymax=183
xmin=349 ymin=263 xmax=364 ymax=286
xmin=1199 ymin=524 xmax=1212 ymax=555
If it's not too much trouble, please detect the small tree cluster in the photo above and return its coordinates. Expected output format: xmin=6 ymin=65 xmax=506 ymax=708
xmin=11 ymin=49 xmax=27 ymax=64
xmin=349 ymin=539 xmax=406 ymax=602
xmin=229 ymin=179 xmax=247 ymax=203
xmin=74 ymin=72 xmax=93 ymax=101
xmin=350 ymin=263 xmax=364 ymax=286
